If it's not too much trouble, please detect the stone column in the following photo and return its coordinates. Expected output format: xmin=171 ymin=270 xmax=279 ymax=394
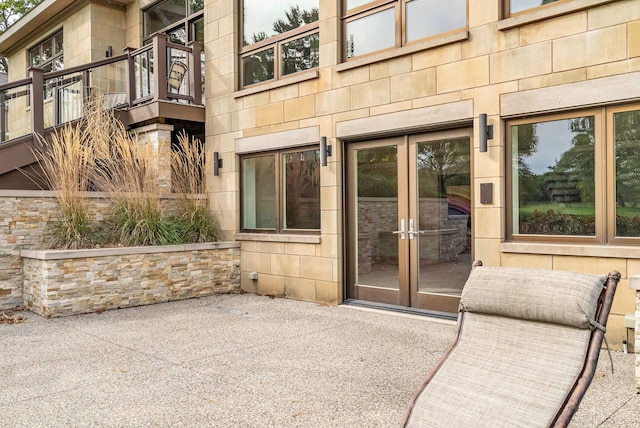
xmin=131 ymin=123 xmax=173 ymax=193
xmin=631 ymin=275 xmax=640 ymax=389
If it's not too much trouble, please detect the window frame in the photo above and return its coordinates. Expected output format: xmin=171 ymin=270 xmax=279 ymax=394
xmin=503 ymin=0 xmax=564 ymax=17
xmin=341 ymin=0 xmax=468 ymax=62
xmin=507 ymin=105 xmax=640 ymax=246
xmin=28 ymin=30 xmax=63 ymax=73
xmin=142 ymin=0 xmax=204 ymax=45
xmin=239 ymin=1 xmax=320 ymax=88
xmin=240 ymin=145 xmax=321 ymax=234
xmin=506 ymin=109 xmax=605 ymax=244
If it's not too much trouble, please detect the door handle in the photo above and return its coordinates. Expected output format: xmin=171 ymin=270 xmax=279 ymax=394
xmin=392 ymin=219 xmax=405 ymax=240
xmin=408 ymin=219 xmax=425 ymax=240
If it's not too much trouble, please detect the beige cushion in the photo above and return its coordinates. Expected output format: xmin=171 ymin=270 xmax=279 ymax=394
xmin=460 ymin=266 xmax=604 ymax=329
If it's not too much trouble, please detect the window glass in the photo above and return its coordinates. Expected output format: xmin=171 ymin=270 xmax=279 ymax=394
xmin=281 ymin=33 xmax=320 ymax=76
xmin=144 ymin=0 xmax=187 ymax=37
xmin=406 ymin=0 xmax=466 ymax=42
xmin=509 ymin=0 xmax=560 ymax=14
xmin=345 ymin=8 xmax=395 ymax=59
xmin=614 ymin=109 xmax=640 ymax=237
xmin=189 ymin=0 xmax=204 ymax=14
xmin=242 ymin=156 xmax=277 ymax=230
xmin=243 ymin=0 xmax=319 ymax=47
xmin=346 ymin=0 xmax=373 ymax=9
xmin=242 ymin=48 xmax=275 ymax=86
xmin=283 ymin=149 xmax=320 ymax=230
xmin=30 ymin=47 xmax=40 ymax=67
xmin=168 ymin=27 xmax=187 ymax=44
xmin=511 ymin=117 xmax=595 ymax=236
xmin=192 ymin=17 xmax=204 ymax=44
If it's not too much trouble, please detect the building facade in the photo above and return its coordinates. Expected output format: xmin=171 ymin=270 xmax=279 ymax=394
xmin=0 ymin=0 xmax=638 ymax=349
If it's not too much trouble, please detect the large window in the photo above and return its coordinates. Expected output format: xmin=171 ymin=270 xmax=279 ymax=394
xmin=505 ymin=0 xmax=561 ymax=15
xmin=143 ymin=0 xmax=204 ymax=44
xmin=508 ymin=105 xmax=640 ymax=244
xmin=241 ymin=147 xmax=321 ymax=232
xmin=241 ymin=0 xmax=319 ymax=87
xmin=343 ymin=0 xmax=466 ymax=60
xmin=29 ymin=31 xmax=63 ymax=72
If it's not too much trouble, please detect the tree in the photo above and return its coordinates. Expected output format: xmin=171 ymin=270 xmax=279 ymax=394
xmin=0 ymin=0 xmax=43 ymax=73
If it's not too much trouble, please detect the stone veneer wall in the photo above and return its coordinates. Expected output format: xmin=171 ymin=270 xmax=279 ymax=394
xmin=0 ymin=191 xmax=209 ymax=310
xmin=21 ymin=243 xmax=240 ymax=318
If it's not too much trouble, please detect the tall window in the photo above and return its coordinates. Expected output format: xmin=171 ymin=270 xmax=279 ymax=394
xmin=505 ymin=0 xmax=561 ymax=15
xmin=29 ymin=31 xmax=63 ymax=72
xmin=343 ymin=0 xmax=466 ymax=60
xmin=143 ymin=0 xmax=204 ymax=44
xmin=241 ymin=0 xmax=319 ymax=87
xmin=241 ymin=148 xmax=320 ymax=232
xmin=508 ymin=105 xmax=640 ymax=244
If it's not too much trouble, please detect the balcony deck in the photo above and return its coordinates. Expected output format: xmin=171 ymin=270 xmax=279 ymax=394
xmin=0 ymin=34 xmax=204 ymax=188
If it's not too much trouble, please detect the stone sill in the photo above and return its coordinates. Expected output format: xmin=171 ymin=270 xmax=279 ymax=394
xmin=501 ymin=241 xmax=640 ymax=259
xmin=335 ymin=30 xmax=468 ymax=73
xmin=235 ymin=233 xmax=321 ymax=244
xmin=497 ymin=0 xmax=619 ymax=31
xmin=21 ymin=241 xmax=240 ymax=260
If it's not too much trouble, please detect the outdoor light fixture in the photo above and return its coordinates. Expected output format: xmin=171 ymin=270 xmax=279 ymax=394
xmin=479 ymin=113 xmax=493 ymax=153
xmin=213 ymin=151 xmax=223 ymax=176
xmin=320 ymin=136 xmax=332 ymax=167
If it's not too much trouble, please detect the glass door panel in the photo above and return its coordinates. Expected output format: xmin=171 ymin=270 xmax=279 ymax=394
xmin=410 ymin=133 xmax=472 ymax=312
xmin=348 ymin=138 xmax=409 ymax=306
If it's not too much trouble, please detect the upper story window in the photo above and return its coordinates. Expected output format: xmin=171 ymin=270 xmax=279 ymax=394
xmin=143 ymin=0 xmax=204 ymax=44
xmin=240 ymin=0 xmax=319 ymax=88
xmin=29 ymin=31 xmax=63 ymax=72
xmin=507 ymin=105 xmax=640 ymax=245
xmin=343 ymin=0 xmax=466 ymax=60
xmin=505 ymin=0 xmax=561 ymax=15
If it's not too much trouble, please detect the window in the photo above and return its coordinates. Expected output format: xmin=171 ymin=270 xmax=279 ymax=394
xmin=143 ymin=0 xmax=204 ymax=44
xmin=343 ymin=0 xmax=466 ymax=60
xmin=29 ymin=31 xmax=63 ymax=72
xmin=505 ymin=0 xmax=561 ymax=15
xmin=241 ymin=147 xmax=321 ymax=232
xmin=507 ymin=105 xmax=640 ymax=244
xmin=240 ymin=0 xmax=319 ymax=87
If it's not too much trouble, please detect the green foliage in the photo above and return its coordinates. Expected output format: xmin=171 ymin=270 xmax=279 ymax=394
xmin=519 ymin=209 xmax=595 ymax=236
xmin=46 ymin=204 xmax=95 ymax=250
xmin=0 ymin=0 xmax=43 ymax=72
xmin=174 ymin=203 xmax=219 ymax=243
xmin=109 ymin=199 xmax=182 ymax=247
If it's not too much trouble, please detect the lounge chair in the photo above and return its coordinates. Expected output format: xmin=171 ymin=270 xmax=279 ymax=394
xmin=401 ymin=261 xmax=620 ymax=428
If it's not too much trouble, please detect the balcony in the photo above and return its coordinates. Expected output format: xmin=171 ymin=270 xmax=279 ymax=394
xmin=0 ymin=34 xmax=204 ymax=179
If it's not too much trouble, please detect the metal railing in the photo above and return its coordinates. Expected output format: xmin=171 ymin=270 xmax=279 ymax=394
xmin=0 ymin=34 xmax=203 ymax=144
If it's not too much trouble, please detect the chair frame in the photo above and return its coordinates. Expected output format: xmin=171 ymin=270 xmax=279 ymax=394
xmin=401 ymin=261 xmax=621 ymax=428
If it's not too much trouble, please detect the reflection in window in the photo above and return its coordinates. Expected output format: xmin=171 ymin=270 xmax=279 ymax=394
xmin=29 ymin=31 xmax=64 ymax=72
xmin=283 ymin=149 xmax=320 ymax=230
xmin=614 ymin=109 xmax=640 ymax=237
xmin=242 ymin=148 xmax=320 ymax=232
xmin=242 ymin=156 xmax=276 ymax=230
xmin=508 ymin=0 xmax=560 ymax=15
xmin=241 ymin=0 xmax=319 ymax=87
xmin=242 ymin=49 xmax=275 ymax=86
xmin=343 ymin=0 xmax=467 ymax=60
xmin=345 ymin=9 xmax=395 ymax=59
xmin=281 ymin=33 xmax=320 ymax=76
xmin=143 ymin=0 xmax=203 ymax=45
xmin=144 ymin=0 xmax=187 ymax=37
xmin=406 ymin=0 xmax=467 ymax=42
xmin=511 ymin=117 xmax=595 ymax=236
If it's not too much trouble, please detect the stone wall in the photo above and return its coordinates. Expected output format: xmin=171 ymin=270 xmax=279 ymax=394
xmin=21 ymin=243 xmax=240 ymax=318
xmin=631 ymin=277 xmax=640 ymax=388
xmin=0 ymin=190 xmax=211 ymax=310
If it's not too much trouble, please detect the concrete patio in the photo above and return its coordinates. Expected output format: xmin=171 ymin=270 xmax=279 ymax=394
xmin=1 ymin=294 xmax=638 ymax=427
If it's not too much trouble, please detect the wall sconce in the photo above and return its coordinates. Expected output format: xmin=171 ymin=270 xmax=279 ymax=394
xmin=213 ymin=152 xmax=223 ymax=176
xmin=479 ymin=113 xmax=493 ymax=153
xmin=320 ymin=136 xmax=332 ymax=167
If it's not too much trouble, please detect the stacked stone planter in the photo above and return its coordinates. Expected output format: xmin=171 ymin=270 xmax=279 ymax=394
xmin=21 ymin=242 xmax=240 ymax=317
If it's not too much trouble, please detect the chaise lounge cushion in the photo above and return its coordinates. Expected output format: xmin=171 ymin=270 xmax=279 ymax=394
xmin=460 ymin=266 xmax=605 ymax=329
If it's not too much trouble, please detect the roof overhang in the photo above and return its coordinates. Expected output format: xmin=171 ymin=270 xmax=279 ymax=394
xmin=0 ymin=0 xmax=134 ymax=55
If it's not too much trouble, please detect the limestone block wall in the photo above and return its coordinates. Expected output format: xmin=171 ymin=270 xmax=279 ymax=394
xmin=21 ymin=243 xmax=240 ymax=318
xmin=631 ymin=277 xmax=640 ymax=388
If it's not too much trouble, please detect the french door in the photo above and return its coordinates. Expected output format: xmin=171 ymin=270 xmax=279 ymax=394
xmin=346 ymin=130 xmax=472 ymax=313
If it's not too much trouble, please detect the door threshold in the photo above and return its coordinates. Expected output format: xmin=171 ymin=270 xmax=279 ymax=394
xmin=342 ymin=299 xmax=457 ymax=323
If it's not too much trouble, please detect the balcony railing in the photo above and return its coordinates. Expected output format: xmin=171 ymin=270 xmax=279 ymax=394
xmin=0 ymin=34 xmax=203 ymax=144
